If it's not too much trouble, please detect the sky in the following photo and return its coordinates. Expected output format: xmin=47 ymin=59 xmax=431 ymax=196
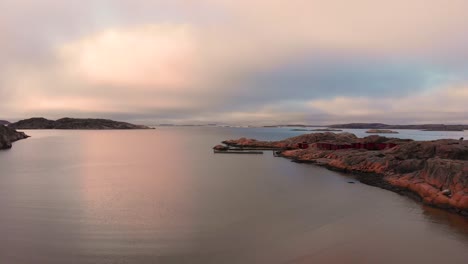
xmin=1 ymin=0 xmax=468 ymax=125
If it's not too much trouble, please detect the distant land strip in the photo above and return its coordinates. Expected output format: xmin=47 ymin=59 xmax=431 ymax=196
xmin=264 ymin=123 xmax=467 ymax=131
xmin=9 ymin=117 xmax=152 ymax=130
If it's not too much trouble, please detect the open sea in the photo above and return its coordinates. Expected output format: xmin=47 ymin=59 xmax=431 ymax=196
xmin=1 ymin=127 xmax=467 ymax=263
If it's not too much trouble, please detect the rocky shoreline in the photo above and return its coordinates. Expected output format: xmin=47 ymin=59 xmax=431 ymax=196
xmin=2 ymin=117 xmax=151 ymax=149
xmin=0 ymin=125 xmax=29 ymax=150
xmin=9 ymin=117 xmax=152 ymax=130
xmin=216 ymin=132 xmax=468 ymax=216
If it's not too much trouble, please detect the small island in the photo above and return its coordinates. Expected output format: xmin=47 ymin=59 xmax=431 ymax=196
xmin=366 ymin=129 xmax=399 ymax=134
xmin=291 ymin=128 xmax=343 ymax=132
xmin=9 ymin=117 xmax=152 ymax=130
xmin=214 ymin=132 xmax=468 ymax=216
xmin=0 ymin=125 xmax=29 ymax=150
xmin=311 ymin=128 xmax=343 ymax=132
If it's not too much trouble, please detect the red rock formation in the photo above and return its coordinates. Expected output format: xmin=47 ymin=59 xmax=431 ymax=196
xmin=217 ymin=132 xmax=468 ymax=215
xmin=213 ymin=145 xmax=229 ymax=151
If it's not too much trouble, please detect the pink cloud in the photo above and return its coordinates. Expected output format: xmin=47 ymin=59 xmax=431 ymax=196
xmin=60 ymin=24 xmax=199 ymax=90
xmin=308 ymin=86 xmax=468 ymax=124
xmin=1 ymin=0 xmax=468 ymax=123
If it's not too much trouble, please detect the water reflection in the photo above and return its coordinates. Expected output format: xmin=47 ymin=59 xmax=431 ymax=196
xmin=0 ymin=131 xmax=87 ymax=263
xmin=0 ymin=127 xmax=467 ymax=264
xmin=422 ymin=206 xmax=468 ymax=243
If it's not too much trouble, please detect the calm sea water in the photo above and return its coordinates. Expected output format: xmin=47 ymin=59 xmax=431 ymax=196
xmin=0 ymin=127 xmax=467 ymax=263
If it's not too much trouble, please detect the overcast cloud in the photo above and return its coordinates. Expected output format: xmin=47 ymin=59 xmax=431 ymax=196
xmin=1 ymin=0 xmax=468 ymax=125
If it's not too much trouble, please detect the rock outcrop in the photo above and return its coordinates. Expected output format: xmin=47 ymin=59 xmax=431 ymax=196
xmin=213 ymin=145 xmax=229 ymax=151
xmin=311 ymin=128 xmax=343 ymax=132
xmin=223 ymin=132 xmax=360 ymax=149
xmin=217 ymin=132 xmax=468 ymax=216
xmin=0 ymin=125 xmax=29 ymax=149
xmin=366 ymin=129 xmax=399 ymax=134
xmin=10 ymin=117 xmax=152 ymax=130
xmin=0 ymin=120 xmax=10 ymax=126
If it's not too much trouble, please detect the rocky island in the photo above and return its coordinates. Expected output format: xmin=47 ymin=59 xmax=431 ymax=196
xmin=290 ymin=128 xmax=309 ymax=131
xmin=311 ymin=128 xmax=343 ymax=132
xmin=291 ymin=128 xmax=343 ymax=132
xmin=215 ymin=132 xmax=468 ymax=216
xmin=9 ymin=117 xmax=152 ymax=130
xmin=366 ymin=129 xmax=399 ymax=134
xmin=0 ymin=125 xmax=29 ymax=150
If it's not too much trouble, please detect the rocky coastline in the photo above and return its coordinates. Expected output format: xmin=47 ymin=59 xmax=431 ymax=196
xmin=0 ymin=125 xmax=29 ymax=150
xmin=216 ymin=132 xmax=468 ymax=216
xmin=9 ymin=117 xmax=152 ymax=130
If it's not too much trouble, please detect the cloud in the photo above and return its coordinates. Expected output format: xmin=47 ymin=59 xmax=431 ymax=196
xmin=1 ymin=0 xmax=468 ymax=124
xmin=60 ymin=24 xmax=199 ymax=89
xmin=308 ymin=86 xmax=468 ymax=124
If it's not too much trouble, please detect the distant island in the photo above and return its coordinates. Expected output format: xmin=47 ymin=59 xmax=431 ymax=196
xmin=263 ymin=123 xmax=466 ymax=131
xmin=264 ymin=124 xmax=324 ymax=128
xmin=329 ymin=123 xmax=466 ymax=131
xmin=311 ymin=128 xmax=343 ymax=132
xmin=9 ymin=117 xmax=152 ymax=130
xmin=0 ymin=125 xmax=29 ymax=150
xmin=291 ymin=128 xmax=343 ymax=132
xmin=366 ymin=129 xmax=399 ymax=134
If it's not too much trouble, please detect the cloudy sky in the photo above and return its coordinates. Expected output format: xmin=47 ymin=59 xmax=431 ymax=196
xmin=1 ymin=0 xmax=468 ymax=125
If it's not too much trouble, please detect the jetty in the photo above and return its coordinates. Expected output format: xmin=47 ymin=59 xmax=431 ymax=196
xmin=212 ymin=144 xmax=281 ymax=154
